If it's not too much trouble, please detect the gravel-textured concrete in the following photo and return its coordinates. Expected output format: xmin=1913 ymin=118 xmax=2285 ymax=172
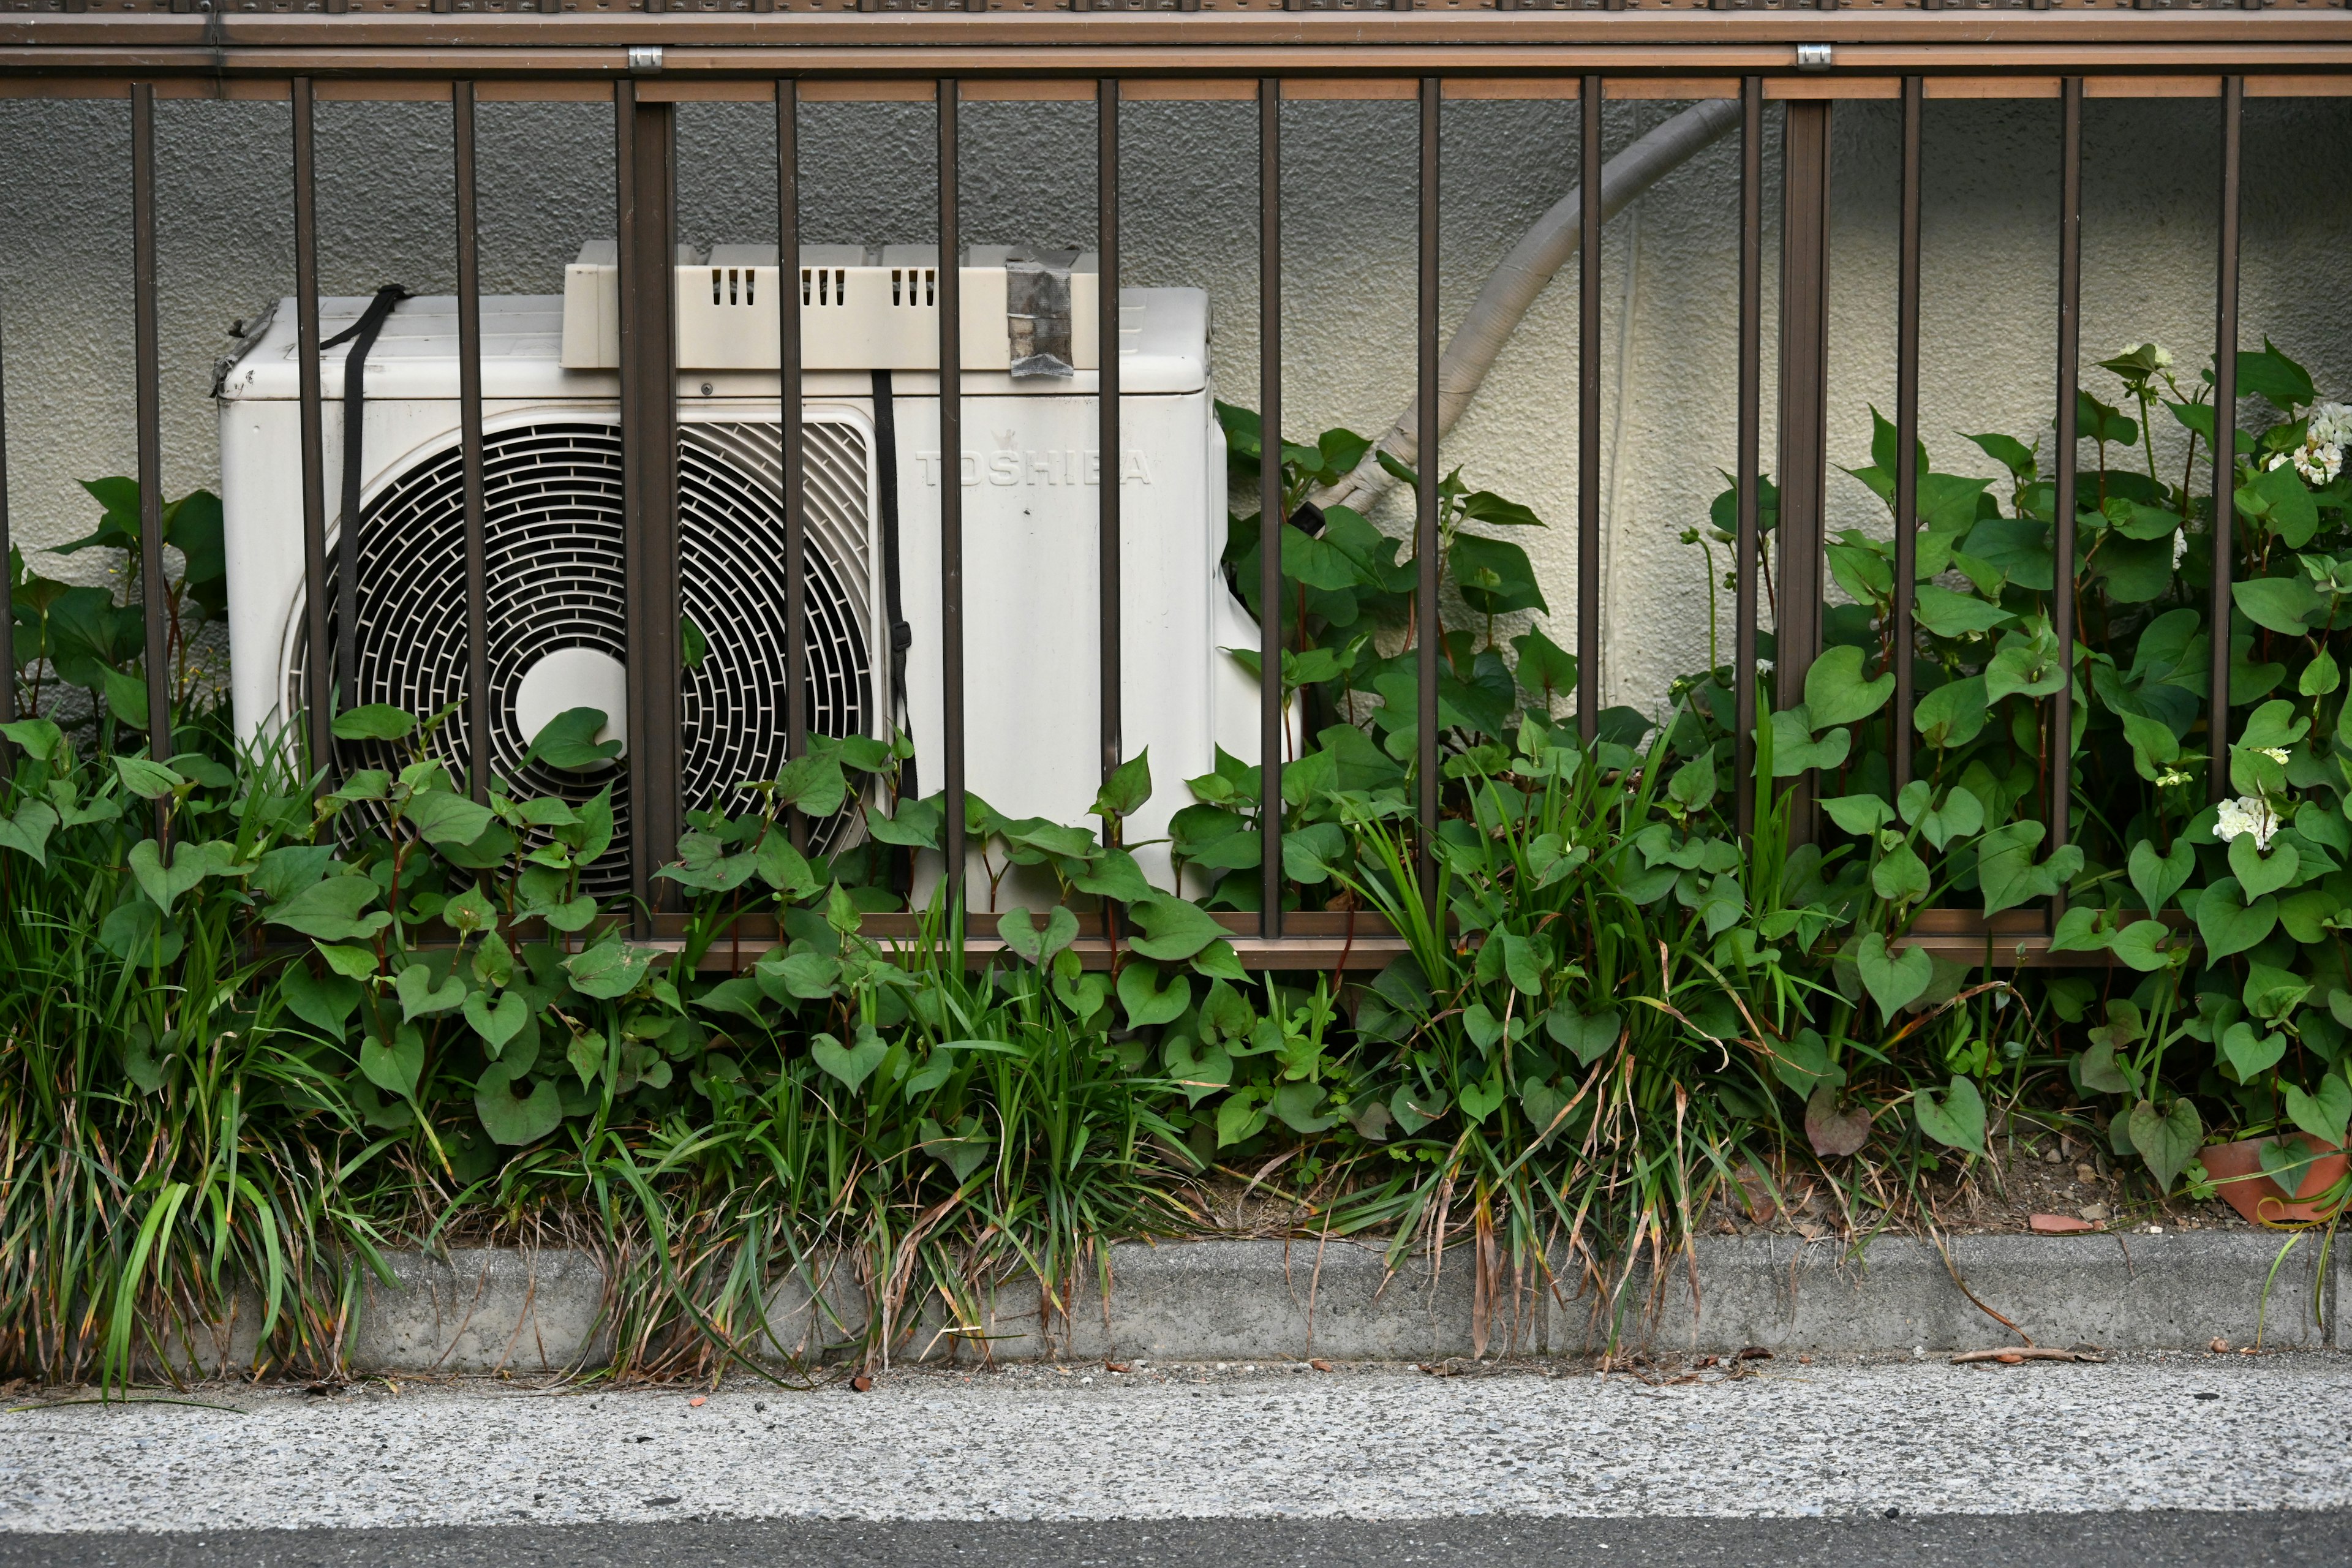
xmin=5 ymin=1356 xmax=2348 ymax=1533
xmin=167 ymin=1232 xmax=2346 ymax=1377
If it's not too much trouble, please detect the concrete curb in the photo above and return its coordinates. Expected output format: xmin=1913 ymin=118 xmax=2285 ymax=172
xmin=183 ymin=1232 xmax=2343 ymax=1376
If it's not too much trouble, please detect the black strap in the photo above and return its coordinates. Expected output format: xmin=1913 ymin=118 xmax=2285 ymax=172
xmin=871 ymin=368 xmax=915 ymax=800
xmin=326 ymin=284 xmax=409 ymax=714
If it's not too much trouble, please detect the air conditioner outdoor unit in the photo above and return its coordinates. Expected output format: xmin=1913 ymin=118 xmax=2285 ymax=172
xmin=216 ymin=243 xmax=1270 ymax=897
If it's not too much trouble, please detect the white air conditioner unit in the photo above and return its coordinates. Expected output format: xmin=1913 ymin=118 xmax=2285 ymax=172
xmin=215 ymin=244 xmax=1273 ymax=898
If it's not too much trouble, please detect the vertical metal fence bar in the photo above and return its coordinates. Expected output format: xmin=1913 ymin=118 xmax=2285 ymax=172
xmin=1098 ymin=77 xmax=1123 ymax=796
xmin=1891 ymin=75 xmax=1923 ymax=795
xmin=453 ymin=80 xmax=491 ymax=805
xmin=1577 ymin=74 xmax=1601 ymax=743
xmin=2049 ymin=77 xmax=2082 ymax=887
xmin=0 ymin=293 xmax=9 ymax=728
xmin=293 ymin=77 xmax=331 ymax=778
xmin=1733 ymin=76 xmax=1761 ymax=839
xmin=1416 ymin=75 xmax=1440 ymax=903
xmin=2209 ymin=75 xmax=2242 ymax=805
xmin=1777 ymin=99 xmax=1832 ymax=844
xmin=777 ymin=80 xmax=808 ymax=841
xmin=616 ymin=83 xmax=683 ymax=924
xmin=938 ymin=78 xmax=967 ymax=908
xmin=131 ymin=83 xmax=171 ymax=768
xmin=1258 ymin=77 xmax=1283 ymax=937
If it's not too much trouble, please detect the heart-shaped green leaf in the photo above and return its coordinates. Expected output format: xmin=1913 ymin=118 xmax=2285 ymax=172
xmin=810 ymin=1029 xmax=887 ymax=1094
xmin=1126 ymin=892 xmax=1230 ymax=962
xmin=442 ymin=883 xmax=498 ymax=935
xmin=279 ymin=965 xmax=361 ymax=1036
xmin=998 ymin=905 xmax=1080 ymax=967
xmin=1457 ymin=1077 xmax=1507 ymax=1125
xmin=1091 ymin=749 xmax=1153 ymax=821
xmin=918 ymin=1115 xmax=997 ymax=1183
xmin=1216 ymin=1088 xmax=1270 ymax=1148
xmin=2221 ymin=1020 xmax=2288 ymax=1080
xmin=1823 ymin=793 xmax=1896 ymax=835
xmin=1770 ymin=710 xmax=1852 ymax=777
xmin=2229 ymin=833 xmax=2301 ymax=900
xmin=127 ymin=837 xmax=212 ymax=918
xmin=2127 ymin=1096 xmax=2203 ymax=1192
xmin=1545 ymin=1005 xmax=1622 ymax=1067
xmin=475 ymin=1059 xmax=562 ymax=1146
xmin=1272 ymin=1082 xmax=1344 ymax=1135
xmin=1803 ymin=644 xmax=1896 ymax=728
xmin=1163 ymin=1038 xmax=1232 ymax=1106
xmin=1389 ymin=1083 xmax=1450 ymax=1137
xmin=2259 ymin=1134 xmax=2326 ymax=1200
xmin=2108 ymin=920 xmax=2176 ymax=973
xmin=2129 ymin=835 xmax=2196 ymax=916
xmin=264 ymin=874 xmax=388 ymax=942
xmin=315 ymin=941 xmax=380 ymax=981
xmin=1117 ymin=961 xmax=1191 ymax=1028
xmin=2282 ymin=1071 xmax=2352 ymax=1148
xmin=394 ymin=962 xmax=466 ymax=1021
xmin=1463 ymin=1003 xmax=1505 ymax=1055
xmin=1915 ymin=1074 xmax=1986 ymax=1155
xmin=2077 ymin=1039 xmax=2135 ymax=1095
xmin=564 ymin=938 xmax=655 ymax=999
xmin=1871 ymin=842 xmax=1931 ymax=905
xmin=2195 ymin=878 xmax=2279 ymax=960
xmin=756 ymin=949 xmax=842 ymax=1002
xmin=1771 ymin=1028 xmax=1844 ymax=1096
xmin=1855 ymin=932 xmax=1932 ymax=1018
xmin=331 ymin=703 xmax=418 ymax=742
xmin=464 ymin=988 xmax=529 ymax=1055
xmin=360 ymin=1023 xmax=424 ymax=1101
xmin=1520 ymin=1076 xmax=1572 ymax=1142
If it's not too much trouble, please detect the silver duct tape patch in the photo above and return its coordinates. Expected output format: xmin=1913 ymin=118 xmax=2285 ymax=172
xmin=1005 ymin=247 xmax=1080 ymax=380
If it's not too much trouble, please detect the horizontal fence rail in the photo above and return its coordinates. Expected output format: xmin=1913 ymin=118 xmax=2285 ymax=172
xmin=0 ymin=13 xmax=2337 ymax=967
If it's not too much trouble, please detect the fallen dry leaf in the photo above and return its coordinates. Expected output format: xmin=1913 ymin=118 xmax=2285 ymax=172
xmin=1104 ymin=1362 xmax=1131 ymax=1374
xmin=688 ymin=1396 xmax=706 ymax=1408
xmin=1736 ymin=1346 xmax=1773 ymax=1361
xmin=850 ymin=1374 xmax=873 ymax=1392
xmin=1310 ymin=1359 xmax=1333 ymax=1373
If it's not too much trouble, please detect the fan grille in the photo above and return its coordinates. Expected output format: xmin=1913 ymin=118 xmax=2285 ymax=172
xmin=287 ymin=418 xmax=874 ymax=895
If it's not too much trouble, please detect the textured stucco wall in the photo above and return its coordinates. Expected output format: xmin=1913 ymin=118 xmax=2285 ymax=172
xmin=2 ymin=91 xmax=2348 ymax=715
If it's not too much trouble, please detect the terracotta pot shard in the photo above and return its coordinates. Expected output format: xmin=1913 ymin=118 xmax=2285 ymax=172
xmin=2198 ymin=1134 xmax=2348 ymax=1226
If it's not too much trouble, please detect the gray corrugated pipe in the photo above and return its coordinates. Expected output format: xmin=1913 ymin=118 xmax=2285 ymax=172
xmin=1313 ymin=97 xmax=1743 ymax=515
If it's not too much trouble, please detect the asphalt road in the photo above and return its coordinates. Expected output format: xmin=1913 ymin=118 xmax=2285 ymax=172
xmin=0 ymin=1513 xmax=2345 ymax=1567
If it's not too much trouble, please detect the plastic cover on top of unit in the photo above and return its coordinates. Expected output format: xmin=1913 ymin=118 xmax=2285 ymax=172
xmin=561 ymin=241 xmax=1102 ymax=374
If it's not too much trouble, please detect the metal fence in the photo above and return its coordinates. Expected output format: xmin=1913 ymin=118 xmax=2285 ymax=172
xmin=1 ymin=10 xmax=2348 ymax=968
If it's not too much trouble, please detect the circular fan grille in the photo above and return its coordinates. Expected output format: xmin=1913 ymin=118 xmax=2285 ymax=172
xmin=287 ymin=419 xmax=873 ymax=895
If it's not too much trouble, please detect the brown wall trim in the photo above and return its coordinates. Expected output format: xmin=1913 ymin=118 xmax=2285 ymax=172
xmin=7 ymin=14 xmax=2352 ymax=54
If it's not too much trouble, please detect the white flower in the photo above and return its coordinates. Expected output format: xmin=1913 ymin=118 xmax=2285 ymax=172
xmin=2258 ymin=746 xmax=2291 ymax=765
xmin=2307 ymin=401 xmax=2352 ymax=449
xmin=2294 ymin=440 xmax=2343 ymax=487
xmin=2214 ymin=794 xmax=2280 ymax=852
xmin=2149 ymin=342 xmax=2174 ymax=369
